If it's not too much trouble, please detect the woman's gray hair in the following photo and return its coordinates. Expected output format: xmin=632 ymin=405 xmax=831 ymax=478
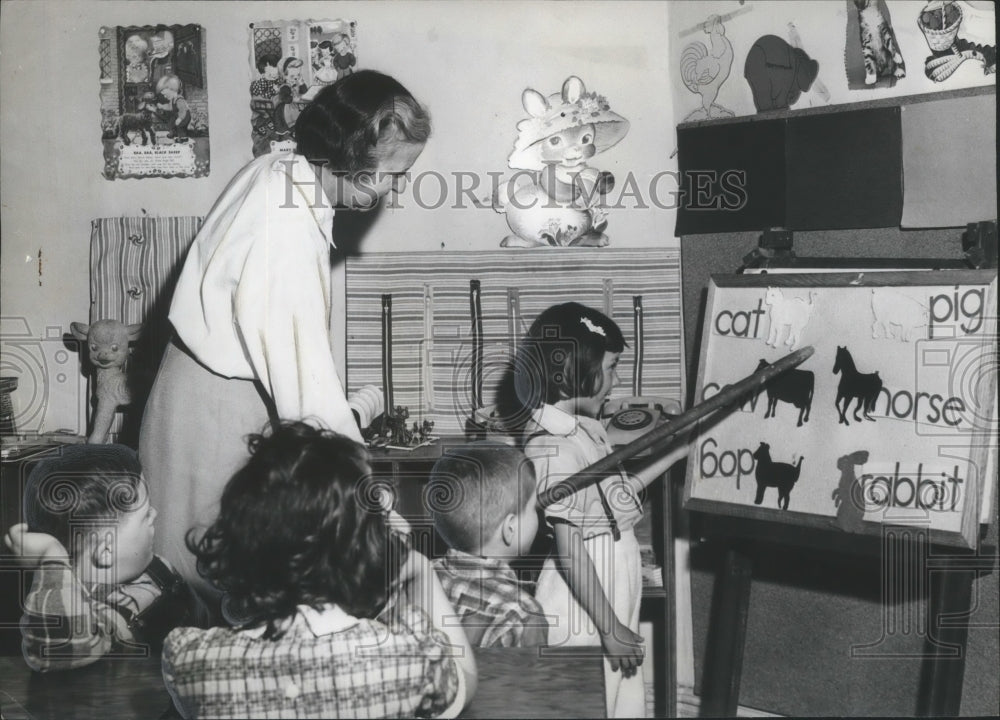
xmin=295 ymin=70 xmax=430 ymax=174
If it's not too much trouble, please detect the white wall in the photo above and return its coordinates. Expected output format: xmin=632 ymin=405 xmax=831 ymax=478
xmin=1 ymin=0 xmax=678 ymax=433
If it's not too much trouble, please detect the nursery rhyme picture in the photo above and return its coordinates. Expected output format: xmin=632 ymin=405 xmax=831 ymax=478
xmin=100 ymin=25 xmax=210 ymax=179
xmin=248 ymin=19 xmax=357 ymax=157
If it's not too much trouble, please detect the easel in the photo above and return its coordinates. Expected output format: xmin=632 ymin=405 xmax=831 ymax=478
xmin=697 ymin=222 xmax=998 ymax=717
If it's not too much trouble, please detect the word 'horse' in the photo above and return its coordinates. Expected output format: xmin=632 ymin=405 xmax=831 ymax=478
xmin=833 ymin=346 xmax=882 ymax=426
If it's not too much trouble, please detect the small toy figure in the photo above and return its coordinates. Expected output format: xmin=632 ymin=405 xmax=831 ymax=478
xmin=494 ymin=75 xmax=629 ymax=248
xmin=70 ymin=319 xmax=142 ymax=444
xmin=363 ymin=405 xmax=436 ymax=449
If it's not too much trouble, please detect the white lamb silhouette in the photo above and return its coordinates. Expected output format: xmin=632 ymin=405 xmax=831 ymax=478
xmin=764 ymin=287 xmax=817 ymax=350
xmin=870 ymin=288 xmax=928 ymax=342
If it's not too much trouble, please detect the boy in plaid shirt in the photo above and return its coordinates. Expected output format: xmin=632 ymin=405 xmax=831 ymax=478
xmin=430 ymin=442 xmax=548 ymax=648
xmin=4 ymin=444 xmax=206 ymax=671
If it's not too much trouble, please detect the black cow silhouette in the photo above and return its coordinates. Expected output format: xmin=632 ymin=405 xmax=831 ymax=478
xmin=833 ymin=345 xmax=882 ymax=426
xmin=752 ymin=442 xmax=803 ymax=510
xmin=756 ymin=358 xmax=814 ymax=427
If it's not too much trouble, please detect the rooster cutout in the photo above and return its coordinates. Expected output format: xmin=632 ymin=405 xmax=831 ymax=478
xmin=680 ymin=15 xmax=736 ymax=122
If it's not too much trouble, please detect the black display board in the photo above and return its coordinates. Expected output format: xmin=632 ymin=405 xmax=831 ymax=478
xmin=785 ymin=107 xmax=902 ymax=230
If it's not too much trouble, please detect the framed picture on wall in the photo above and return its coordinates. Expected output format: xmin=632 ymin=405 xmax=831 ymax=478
xmin=99 ymin=24 xmax=210 ymax=179
xmin=247 ymin=19 xmax=357 ymax=157
xmin=684 ymin=270 xmax=998 ymax=549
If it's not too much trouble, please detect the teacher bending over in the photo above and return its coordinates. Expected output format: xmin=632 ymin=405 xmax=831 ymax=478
xmin=139 ymin=71 xmax=429 ymax=605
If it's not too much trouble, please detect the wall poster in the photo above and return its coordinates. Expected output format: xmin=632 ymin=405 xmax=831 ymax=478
xmin=684 ymin=271 xmax=997 ymax=549
xmin=248 ymin=19 xmax=357 ymax=157
xmin=100 ymin=25 xmax=210 ymax=179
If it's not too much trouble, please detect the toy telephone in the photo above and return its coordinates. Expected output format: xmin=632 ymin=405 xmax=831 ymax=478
xmin=602 ymin=396 xmax=681 ymax=448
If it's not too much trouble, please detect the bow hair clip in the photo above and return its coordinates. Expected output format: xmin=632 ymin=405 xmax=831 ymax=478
xmin=580 ymin=316 xmax=607 ymax=337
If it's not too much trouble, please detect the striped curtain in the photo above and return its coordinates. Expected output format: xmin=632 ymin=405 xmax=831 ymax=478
xmin=345 ymin=249 xmax=684 ymax=435
xmin=89 ymin=216 xmax=202 ymax=442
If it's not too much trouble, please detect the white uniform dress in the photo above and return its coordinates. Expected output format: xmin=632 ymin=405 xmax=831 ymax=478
xmin=524 ymin=404 xmax=646 ymax=718
xmin=139 ymin=152 xmax=363 ymax=600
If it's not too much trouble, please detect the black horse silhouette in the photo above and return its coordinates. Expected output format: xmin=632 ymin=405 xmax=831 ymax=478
xmin=833 ymin=346 xmax=882 ymax=426
xmin=756 ymin=358 xmax=814 ymax=427
xmin=752 ymin=442 xmax=803 ymax=510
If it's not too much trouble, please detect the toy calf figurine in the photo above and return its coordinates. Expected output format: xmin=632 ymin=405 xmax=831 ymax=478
xmin=70 ymin=320 xmax=142 ymax=444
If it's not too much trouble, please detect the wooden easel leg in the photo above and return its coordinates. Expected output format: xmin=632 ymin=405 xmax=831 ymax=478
xmin=700 ymin=545 xmax=753 ymax=718
xmin=917 ymin=565 xmax=973 ymax=717
xmin=662 ymin=476 xmax=677 ymax=718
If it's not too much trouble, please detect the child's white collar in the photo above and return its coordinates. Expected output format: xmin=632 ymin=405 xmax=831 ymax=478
xmin=530 ymin=404 xmax=579 ymax=437
xmin=297 ymin=603 xmax=360 ymax=636
xmin=240 ymin=603 xmax=359 ymax=638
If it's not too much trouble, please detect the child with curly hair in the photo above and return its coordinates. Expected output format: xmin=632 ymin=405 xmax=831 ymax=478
xmin=162 ymin=421 xmax=477 ymax=719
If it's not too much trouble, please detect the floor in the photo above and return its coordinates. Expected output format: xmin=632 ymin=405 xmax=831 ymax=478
xmin=675 ymin=685 xmax=781 ymax=718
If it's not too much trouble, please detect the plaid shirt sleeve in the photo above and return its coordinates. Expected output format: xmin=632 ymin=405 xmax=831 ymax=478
xmin=21 ymin=562 xmax=130 ymax=672
xmin=483 ymin=604 xmax=548 ymax=648
xmin=434 ymin=554 xmax=549 ymax=649
xmin=393 ymin=604 xmax=463 ymax=717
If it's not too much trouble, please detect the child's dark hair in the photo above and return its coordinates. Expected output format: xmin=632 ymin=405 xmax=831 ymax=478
xmin=188 ymin=421 xmax=406 ymax=637
xmin=24 ymin=444 xmax=144 ymax=558
xmin=429 ymin=442 xmax=536 ymax=553
xmin=281 ymin=56 xmax=304 ymax=76
xmin=514 ymin=302 xmax=626 ymax=411
xmin=255 ymin=52 xmax=280 ymax=74
xmin=295 ymin=69 xmax=430 ymax=174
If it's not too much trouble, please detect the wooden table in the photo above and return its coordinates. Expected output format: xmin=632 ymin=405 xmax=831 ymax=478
xmin=0 ymin=646 xmax=604 ymax=719
xmin=0 ymin=655 xmax=175 ymax=720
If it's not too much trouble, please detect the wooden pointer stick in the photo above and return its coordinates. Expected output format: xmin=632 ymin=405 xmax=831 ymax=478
xmin=677 ymin=4 xmax=754 ymax=37
xmin=537 ymin=346 xmax=815 ymax=508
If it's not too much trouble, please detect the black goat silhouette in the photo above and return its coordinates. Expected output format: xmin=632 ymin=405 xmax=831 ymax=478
xmin=833 ymin=345 xmax=882 ymax=425
xmin=752 ymin=441 xmax=803 ymax=510
xmin=756 ymin=358 xmax=814 ymax=427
